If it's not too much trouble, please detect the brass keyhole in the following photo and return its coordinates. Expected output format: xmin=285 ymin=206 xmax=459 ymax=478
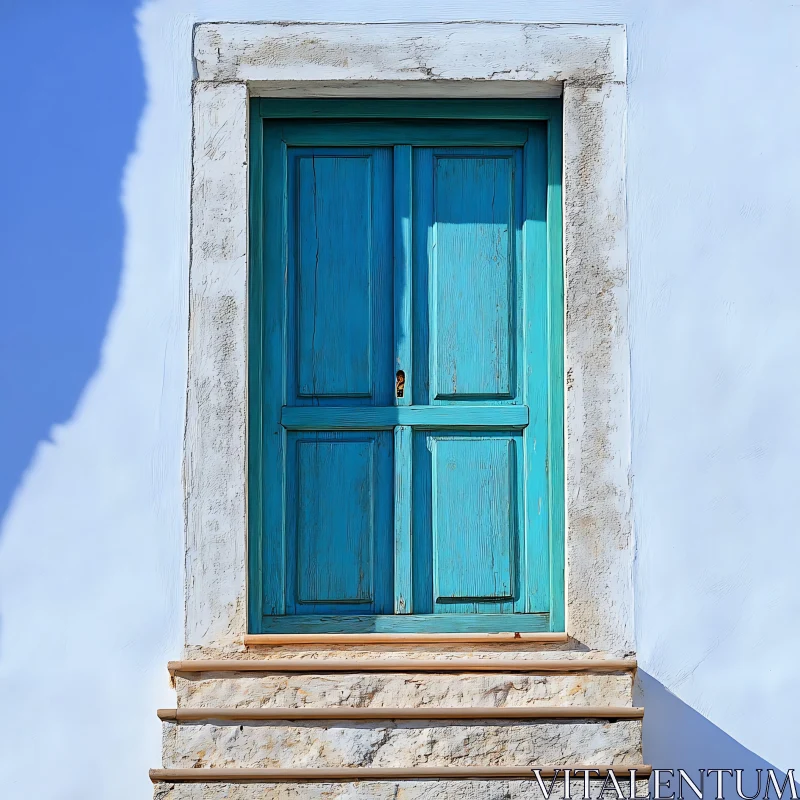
xmin=395 ymin=370 xmax=405 ymax=398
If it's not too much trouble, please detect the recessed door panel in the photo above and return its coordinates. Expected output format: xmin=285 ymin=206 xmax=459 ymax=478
xmin=412 ymin=430 xmax=525 ymax=616
xmin=288 ymin=148 xmax=393 ymax=405
xmin=297 ymin=438 xmax=374 ymax=603
xmin=286 ymin=431 xmax=393 ymax=615
xmin=418 ymin=150 xmax=522 ymax=402
xmin=432 ymin=436 xmax=517 ymax=602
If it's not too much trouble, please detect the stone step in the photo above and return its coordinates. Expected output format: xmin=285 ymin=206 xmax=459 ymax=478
xmin=159 ymin=706 xmax=643 ymax=721
xmin=152 ymin=769 xmax=652 ymax=799
xmin=171 ymin=654 xmax=636 ymax=712
xmin=168 ymin=656 xmax=637 ymax=675
xmin=155 ymin=652 xmax=644 ymax=799
xmin=161 ymin=718 xmax=643 ymax=769
xmin=175 ymin=669 xmax=634 ymax=709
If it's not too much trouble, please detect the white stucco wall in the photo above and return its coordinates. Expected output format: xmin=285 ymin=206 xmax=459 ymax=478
xmin=0 ymin=1 xmax=798 ymax=798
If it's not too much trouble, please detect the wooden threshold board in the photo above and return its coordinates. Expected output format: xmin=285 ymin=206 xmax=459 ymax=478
xmin=150 ymin=765 xmax=653 ymax=783
xmin=167 ymin=658 xmax=636 ymax=675
xmin=158 ymin=706 xmax=644 ymax=721
xmin=244 ymin=632 xmax=569 ymax=645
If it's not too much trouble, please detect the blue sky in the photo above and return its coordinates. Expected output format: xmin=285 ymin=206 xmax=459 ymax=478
xmin=0 ymin=0 xmax=144 ymax=521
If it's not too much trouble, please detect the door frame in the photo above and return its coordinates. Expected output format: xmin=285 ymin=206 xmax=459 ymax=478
xmin=247 ymin=99 xmax=564 ymax=634
xmin=185 ymin=21 xmax=633 ymax=652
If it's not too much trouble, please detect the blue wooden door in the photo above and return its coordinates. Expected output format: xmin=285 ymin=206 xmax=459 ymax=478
xmin=411 ymin=147 xmax=529 ymax=618
xmin=283 ymin=147 xmax=395 ymax=618
xmin=250 ymin=108 xmax=563 ymax=633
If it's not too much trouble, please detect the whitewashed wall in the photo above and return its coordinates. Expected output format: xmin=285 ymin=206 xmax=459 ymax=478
xmin=0 ymin=1 xmax=797 ymax=797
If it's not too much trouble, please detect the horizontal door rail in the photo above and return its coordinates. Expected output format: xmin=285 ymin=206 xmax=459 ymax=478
xmin=256 ymin=98 xmax=562 ymax=120
xmin=272 ymin=121 xmax=531 ymax=147
xmin=244 ymin=631 xmax=568 ymax=645
xmin=168 ymin=658 xmax=636 ymax=676
xmin=151 ymin=765 xmax=653 ymax=783
xmin=158 ymin=706 xmax=644 ymax=722
xmin=256 ymin=613 xmax=549 ymax=634
xmin=281 ymin=405 xmax=529 ymax=430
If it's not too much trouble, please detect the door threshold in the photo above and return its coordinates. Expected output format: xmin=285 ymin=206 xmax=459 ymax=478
xmin=244 ymin=631 xmax=568 ymax=646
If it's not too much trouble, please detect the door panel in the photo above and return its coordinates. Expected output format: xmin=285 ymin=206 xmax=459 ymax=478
xmin=296 ymin=155 xmax=373 ymax=397
xmin=296 ymin=438 xmax=375 ymax=603
xmin=413 ymin=148 xmax=524 ymax=406
xmin=431 ymin=436 xmax=516 ymax=602
xmin=431 ymin=153 xmax=517 ymax=399
xmin=287 ymin=147 xmax=394 ymax=407
xmin=286 ymin=431 xmax=394 ymax=616
xmin=412 ymin=430 xmax=524 ymax=616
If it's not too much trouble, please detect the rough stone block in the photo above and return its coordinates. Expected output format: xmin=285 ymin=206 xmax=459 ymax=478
xmin=176 ymin=671 xmax=633 ymax=710
xmin=161 ymin=719 xmax=642 ymax=769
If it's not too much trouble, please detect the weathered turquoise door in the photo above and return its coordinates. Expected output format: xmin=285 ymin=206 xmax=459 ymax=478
xmin=248 ymin=101 xmax=564 ymax=633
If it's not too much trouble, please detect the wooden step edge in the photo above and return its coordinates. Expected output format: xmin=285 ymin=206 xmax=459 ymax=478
xmin=168 ymin=658 xmax=637 ymax=676
xmin=150 ymin=765 xmax=653 ymax=783
xmin=244 ymin=632 xmax=570 ymax=646
xmin=157 ymin=706 xmax=644 ymax=721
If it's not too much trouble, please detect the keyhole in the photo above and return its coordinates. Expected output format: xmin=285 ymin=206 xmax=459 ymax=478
xmin=395 ymin=370 xmax=405 ymax=398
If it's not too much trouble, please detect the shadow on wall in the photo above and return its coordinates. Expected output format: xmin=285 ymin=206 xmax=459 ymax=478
xmin=637 ymin=671 xmax=797 ymax=797
xmin=0 ymin=0 xmax=144 ymax=524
